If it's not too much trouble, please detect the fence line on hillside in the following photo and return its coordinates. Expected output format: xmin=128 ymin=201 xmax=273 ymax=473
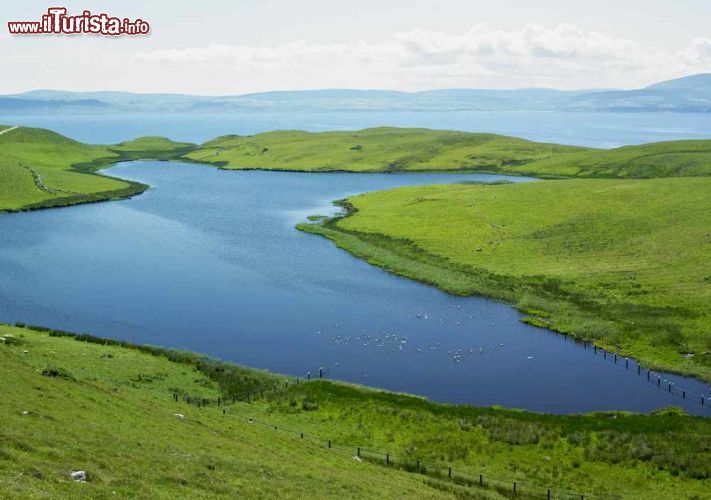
xmin=175 ymin=366 xmax=329 ymax=408
xmin=172 ymin=393 xmax=611 ymax=499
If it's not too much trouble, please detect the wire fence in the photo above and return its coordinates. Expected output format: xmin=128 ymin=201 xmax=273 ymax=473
xmin=172 ymin=387 xmax=614 ymax=499
xmin=569 ymin=338 xmax=710 ymax=412
xmin=242 ymin=415 xmax=611 ymax=499
xmin=170 ymin=340 xmax=711 ymax=498
xmin=170 ymin=339 xmax=709 ymax=497
xmin=175 ymin=367 xmax=329 ymax=408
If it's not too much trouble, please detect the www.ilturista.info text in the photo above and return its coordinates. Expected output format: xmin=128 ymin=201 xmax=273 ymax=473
xmin=8 ymin=8 xmax=150 ymax=36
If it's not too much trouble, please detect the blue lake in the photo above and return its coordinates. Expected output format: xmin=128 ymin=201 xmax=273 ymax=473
xmin=0 ymin=157 xmax=709 ymax=415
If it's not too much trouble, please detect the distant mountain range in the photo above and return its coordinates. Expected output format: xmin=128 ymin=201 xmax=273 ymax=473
xmin=2 ymin=74 xmax=711 ymax=114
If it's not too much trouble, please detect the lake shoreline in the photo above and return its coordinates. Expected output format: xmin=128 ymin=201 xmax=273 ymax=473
xmin=297 ymin=186 xmax=711 ymax=387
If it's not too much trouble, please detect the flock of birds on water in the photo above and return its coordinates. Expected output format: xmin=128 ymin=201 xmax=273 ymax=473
xmin=314 ymin=303 xmax=536 ymax=367
xmin=304 ymin=305 xmax=711 ymax=412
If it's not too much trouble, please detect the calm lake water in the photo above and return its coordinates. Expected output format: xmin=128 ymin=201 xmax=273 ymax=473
xmin=2 ymin=110 xmax=711 ymax=147
xmin=0 ymin=159 xmax=709 ymax=415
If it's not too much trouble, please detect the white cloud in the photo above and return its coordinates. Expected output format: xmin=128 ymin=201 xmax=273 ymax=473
xmin=132 ymin=24 xmax=711 ymax=90
xmin=678 ymin=37 xmax=711 ymax=65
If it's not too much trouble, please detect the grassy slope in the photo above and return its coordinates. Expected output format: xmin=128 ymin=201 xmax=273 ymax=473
xmin=2 ymin=325 xmax=709 ymax=499
xmin=299 ymin=178 xmax=711 ymax=381
xmin=0 ymin=325 xmax=459 ymax=499
xmin=185 ymin=127 xmax=711 ymax=178
xmin=0 ymin=126 xmax=194 ymax=212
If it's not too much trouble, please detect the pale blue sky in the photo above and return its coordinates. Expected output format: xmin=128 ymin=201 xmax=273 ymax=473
xmin=2 ymin=0 xmax=710 ymax=93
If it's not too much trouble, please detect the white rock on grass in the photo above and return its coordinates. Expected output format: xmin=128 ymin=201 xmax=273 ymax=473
xmin=173 ymin=413 xmax=185 ymax=419
xmin=70 ymin=470 xmax=87 ymax=482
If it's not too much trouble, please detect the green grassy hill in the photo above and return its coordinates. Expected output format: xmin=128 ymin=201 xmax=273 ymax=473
xmin=520 ymin=140 xmax=711 ymax=178
xmin=185 ymin=128 xmax=585 ymax=174
xmin=0 ymin=126 xmax=193 ymax=212
xmin=2 ymin=324 xmax=709 ymax=499
xmin=299 ymin=177 xmax=711 ymax=381
xmin=185 ymin=127 xmax=711 ymax=178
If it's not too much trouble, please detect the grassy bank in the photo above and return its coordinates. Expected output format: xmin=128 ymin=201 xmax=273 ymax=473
xmin=186 ymin=127 xmax=711 ymax=178
xmin=0 ymin=126 xmax=194 ymax=212
xmin=1 ymin=324 xmax=709 ymax=499
xmin=0 ymin=324 xmax=462 ymax=499
xmin=298 ymin=177 xmax=711 ymax=382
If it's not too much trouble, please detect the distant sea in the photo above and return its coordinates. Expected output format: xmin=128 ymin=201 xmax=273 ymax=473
xmin=1 ymin=111 xmax=710 ymax=147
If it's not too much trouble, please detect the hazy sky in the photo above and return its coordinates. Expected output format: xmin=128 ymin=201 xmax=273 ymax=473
xmin=2 ymin=0 xmax=711 ymax=94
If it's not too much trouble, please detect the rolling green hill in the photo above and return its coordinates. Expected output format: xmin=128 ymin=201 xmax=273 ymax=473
xmin=2 ymin=324 xmax=709 ymax=498
xmin=299 ymin=177 xmax=711 ymax=381
xmin=520 ymin=140 xmax=711 ymax=178
xmin=0 ymin=126 xmax=193 ymax=212
xmin=185 ymin=128 xmax=586 ymax=174
xmin=186 ymin=127 xmax=711 ymax=178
